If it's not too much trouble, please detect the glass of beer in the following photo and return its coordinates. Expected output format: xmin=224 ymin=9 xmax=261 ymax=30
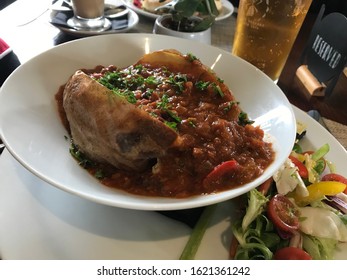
xmin=232 ymin=0 xmax=313 ymax=81
xmin=67 ymin=0 xmax=111 ymax=31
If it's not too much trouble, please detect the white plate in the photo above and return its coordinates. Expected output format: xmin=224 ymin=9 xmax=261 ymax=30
xmin=0 ymin=106 xmax=346 ymax=259
xmin=121 ymin=0 xmax=234 ymax=21
xmin=0 ymin=33 xmax=295 ymax=211
xmin=49 ymin=8 xmax=139 ymax=37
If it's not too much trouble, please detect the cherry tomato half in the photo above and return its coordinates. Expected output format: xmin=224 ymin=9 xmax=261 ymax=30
xmin=267 ymin=194 xmax=300 ymax=233
xmin=274 ymin=247 xmax=312 ymax=260
xmin=257 ymin=177 xmax=274 ymax=195
xmin=322 ymin=173 xmax=347 ymax=194
xmin=289 ymin=155 xmax=308 ymax=178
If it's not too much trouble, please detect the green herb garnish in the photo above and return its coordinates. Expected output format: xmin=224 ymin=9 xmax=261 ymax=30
xmin=69 ymin=143 xmax=92 ymax=168
xmin=238 ymin=111 xmax=254 ymax=126
xmin=145 ymin=75 xmax=159 ymax=85
xmin=157 ymin=94 xmax=170 ymax=110
xmin=223 ymin=101 xmax=239 ymax=112
xmin=164 ymin=121 xmax=178 ymax=131
xmin=195 ymin=80 xmax=211 ymax=91
xmin=187 ymin=53 xmax=198 ymax=62
xmin=167 ymin=73 xmax=187 ymax=93
xmin=212 ymin=83 xmax=224 ymax=97
xmin=94 ymin=169 xmax=105 ymax=180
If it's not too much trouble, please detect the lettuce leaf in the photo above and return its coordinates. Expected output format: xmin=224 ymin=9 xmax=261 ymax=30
xmin=302 ymin=234 xmax=337 ymax=260
xmin=241 ymin=189 xmax=268 ymax=231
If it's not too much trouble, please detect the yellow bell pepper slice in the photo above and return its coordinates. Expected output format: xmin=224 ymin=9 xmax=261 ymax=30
xmin=293 ymin=181 xmax=346 ymax=206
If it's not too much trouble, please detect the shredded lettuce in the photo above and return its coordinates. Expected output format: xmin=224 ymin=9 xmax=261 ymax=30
xmin=241 ymin=189 xmax=268 ymax=231
xmin=299 ymin=207 xmax=347 ymax=242
xmin=234 ymin=242 xmax=274 ymax=260
xmin=232 ymin=190 xmax=287 ymax=260
xmin=302 ymin=234 xmax=337 ymax=260
xmin=341 ymin=215 xmax=347 ymax=225
xmin=232 ymin=215 xmax=281 ymax=260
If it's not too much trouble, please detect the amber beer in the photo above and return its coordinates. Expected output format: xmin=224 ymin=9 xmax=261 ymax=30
xmin=232 ymin=0 xmax=313 ymax=81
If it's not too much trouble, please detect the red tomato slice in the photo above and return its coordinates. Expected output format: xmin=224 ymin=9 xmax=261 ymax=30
xmin=274 ymin=247 xmax=312 ymax=260
xmin=203 ymin=160 xmax=240 ymax=188
xmin=257 ymin=177 xmax=274 ymax=195
xmin=267 ymin=194 xmax=300 ymax=233
xmin=289 ymin=155 xmax=308 ymax=178
xmin=322 ymin=173 xmax=347 ymax=194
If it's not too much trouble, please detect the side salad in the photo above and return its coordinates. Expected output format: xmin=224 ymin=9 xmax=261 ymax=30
xmin=179 ymin=121 xmax=347 ymax=260
xmin=230 ymin=122 xmax=347 ymax=260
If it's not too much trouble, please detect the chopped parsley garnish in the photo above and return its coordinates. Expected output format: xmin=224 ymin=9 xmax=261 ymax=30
xmin=238 ymin=111 xmax=254 ymax=126
xmin=217 ymin=77 xmax=224 ymax=83
xmin=70 ymin=143 xmax=92 ymax=168
xmin=149 ymin=111 xmax=158 ymax=118
xmin=167 ymin=73 xmax=187 ymax=93
xmin=156 ymin=94 xmax=182 ymax=129
xmin=156 ymin=94 xmax=170 ymax=110
xmin=98 ymin=72 xmax=122 ymax=89
xmin=134 ymin=64 xmax=145 ymax=72
xmin=121 ymin=90 xmax=137 ymax=104
xmin=70 ymin=143 xmax=106 ymax=180
xmin=164 ymin=121 xmax=178 ymax=131
xmin=223 ymin=101 xmax=239 ymax=112
xmin=97 ymin=71 xmax=139 ymax=104
xmin=109 ymin=87 xmax=136 ymax=104
xmin=94 ymin=169 xmax=105 ymax=180
xmin=145 ymin=75 xmax=159 ymax=85
xmin=195 ymin=80 xmax=211 ymax=91
xmin=212 ymin=83 xmax=224 ymax=97
xmin=195 ymin=81 xmax=224 ymax=97
xmin=167 ymin=110 xmax=182 ymax=123
xmin=187 ymin=53 xmax=198 ymax=62
xmin=143 ymin=88 xmax=154 ymax=99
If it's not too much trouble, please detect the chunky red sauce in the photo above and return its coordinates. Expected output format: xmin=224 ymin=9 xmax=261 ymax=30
xmin=56 ymin=54 xmax=274 ymax=198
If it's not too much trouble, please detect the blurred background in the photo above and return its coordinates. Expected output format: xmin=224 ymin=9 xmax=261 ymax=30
xmin=229 ymin=0 xmax=347 ymax=15
xmin=1 ymin=0 xmax=347 ymax=15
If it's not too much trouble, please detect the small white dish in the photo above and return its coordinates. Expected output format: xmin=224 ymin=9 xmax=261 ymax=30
xmin=121 ymin=0 xmax=234 ymax=21
xmin=0 ymin=34 xmax=295 ymax=211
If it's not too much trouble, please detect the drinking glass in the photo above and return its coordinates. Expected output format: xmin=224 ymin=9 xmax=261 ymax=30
xmin=232 ymin=0 xmax=313 ymax=81
xmin=67 ymin=0 xmax=111 ymax=31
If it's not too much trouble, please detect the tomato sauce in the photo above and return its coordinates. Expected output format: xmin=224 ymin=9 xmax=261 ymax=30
xmin=56 ymin=57 xmax=275 ymax=198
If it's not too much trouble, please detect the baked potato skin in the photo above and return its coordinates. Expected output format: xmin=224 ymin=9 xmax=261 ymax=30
xmin=63 ymin=70 xmax=178 ymax=171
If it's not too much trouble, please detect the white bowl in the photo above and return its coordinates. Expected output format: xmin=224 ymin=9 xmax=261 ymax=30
xmin=153 ymin=14 xmax=212 ymax=44
xmin=0 ymin=34 xmax=296 ymax=211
